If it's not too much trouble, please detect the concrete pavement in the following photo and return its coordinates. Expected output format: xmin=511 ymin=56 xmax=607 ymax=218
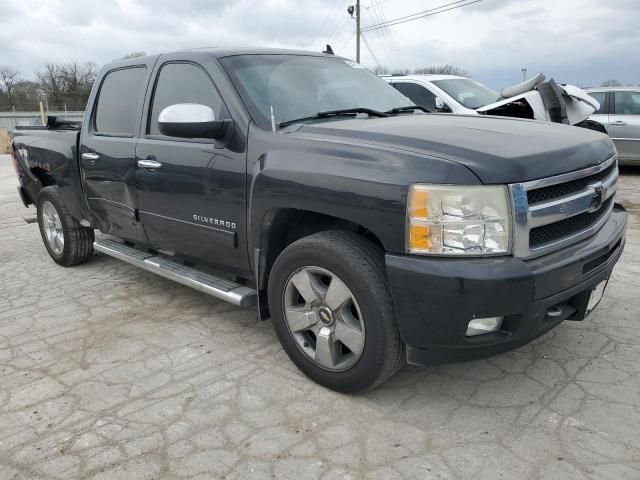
xmin=1 ymin=154 xmax=639 ymax=479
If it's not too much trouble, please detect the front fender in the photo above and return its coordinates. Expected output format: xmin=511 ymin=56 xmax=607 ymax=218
xmin=246 ymin=125 xmax=480 ymax=258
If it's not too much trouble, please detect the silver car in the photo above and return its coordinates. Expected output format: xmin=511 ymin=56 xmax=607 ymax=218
xmin=587 ymin=87 xmax=640 ymax=165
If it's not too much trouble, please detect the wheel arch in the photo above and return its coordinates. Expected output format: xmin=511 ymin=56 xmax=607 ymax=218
xmin=254 ymin=208 xmax=386 ymax=319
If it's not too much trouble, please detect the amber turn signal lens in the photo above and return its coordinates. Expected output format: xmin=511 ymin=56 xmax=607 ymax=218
xmin=409 ymin=188 xmax=428 ymax=218
xmin=409 ymin=224 xmax=430 ymax=251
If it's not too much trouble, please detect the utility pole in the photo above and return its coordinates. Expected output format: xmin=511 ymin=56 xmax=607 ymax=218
xmin=356 ymin=0 xmax=360 ymax=63
xmin=348 ymin=1 xmax=361 ymax=63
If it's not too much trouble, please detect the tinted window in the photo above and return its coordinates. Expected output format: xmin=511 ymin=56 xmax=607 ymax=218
xmin=588 ymin=92 xmax=606 ymax=114
xmin=149 ymin=63 xmax=222 ymax=136
xmin=393 ymin=82 xmax=438 ymax=110
xmin=614 ymin=91 xmax=640 ymax=115
xmin=94 ymin=67 xmax=146 ymax=135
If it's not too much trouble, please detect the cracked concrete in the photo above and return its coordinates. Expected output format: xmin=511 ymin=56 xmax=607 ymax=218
xmin=1 ymin=155 xmax=639 ymax=479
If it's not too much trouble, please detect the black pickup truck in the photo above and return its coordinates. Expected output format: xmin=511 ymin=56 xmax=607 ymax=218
xmin=10 ymin=48 xmax=627 ymax=392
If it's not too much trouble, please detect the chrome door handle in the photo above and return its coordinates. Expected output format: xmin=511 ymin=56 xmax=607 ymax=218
xmin=81 ymin=152 xmax=100 ymax=161
xmin=611 ymin=121 xmax=627 ymax=126
xmin=137 ymin=159 xmax=162 ymax=169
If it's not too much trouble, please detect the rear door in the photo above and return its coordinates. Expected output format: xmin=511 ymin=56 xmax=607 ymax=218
xmin=80 ymin=61 xmax=155 ymax=242
xmin=609 ymin=90 xmax=640 ymax=162
xmin=134 ymin=54 xmax=249 ymax=275
xmin=587 ymin=91 xmax=610 ymax=133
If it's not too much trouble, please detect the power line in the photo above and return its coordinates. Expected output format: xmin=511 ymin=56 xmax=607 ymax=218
xmin=376 ymin=1 xmax=403 ymax=60
xmin=361 ymin=33 xmax=382 ymax=70
xmin=337 ymin=33 xmax=356 ymax=53
xmin=362 ymin=0 xmax=482 ymax=32
xmin=371 ymin=0 xmax=403 ymax=69
xmin=311 ymin=0 xmax=343 ymax=46
xmin=365 ymin=1 xmax=398 ymax=70
xmin=314 ymin=0 xmax=352 ymax=48
xmin=364 ymin=0 xmax=468 ymax=29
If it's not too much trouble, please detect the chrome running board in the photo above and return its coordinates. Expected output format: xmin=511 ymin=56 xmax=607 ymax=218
xmin=94 ymin=239 xmax=257 ymax=308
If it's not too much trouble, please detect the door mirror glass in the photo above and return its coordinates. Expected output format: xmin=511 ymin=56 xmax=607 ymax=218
xmin=158 ymin=103 xmax=230 ymax=139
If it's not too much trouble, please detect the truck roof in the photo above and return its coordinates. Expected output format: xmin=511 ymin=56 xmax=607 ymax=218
xmin=110 ymin=47 xmax=341 ymax=69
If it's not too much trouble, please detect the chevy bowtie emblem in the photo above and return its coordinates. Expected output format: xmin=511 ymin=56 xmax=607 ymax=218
xmin=588 ymin=181 xmax=604 ymax=212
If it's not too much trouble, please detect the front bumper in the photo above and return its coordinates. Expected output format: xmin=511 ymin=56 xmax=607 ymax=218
xmin=385 ymin=205 xmax=627 ymax=366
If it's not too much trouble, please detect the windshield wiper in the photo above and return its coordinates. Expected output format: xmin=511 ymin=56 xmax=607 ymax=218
xmin=386 ymin=105 xmax=432 ymax=114
xmin=278 ymin=107 xmax=390 ymax=128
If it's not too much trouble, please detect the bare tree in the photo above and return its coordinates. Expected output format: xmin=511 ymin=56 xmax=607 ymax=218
xmin=601 ymin=79 xmax=621 ymax=87
xmin=36 ymin=62 xmax=97 ymax=109
xmin=61 ymin=62 xmax=97 ymax=98
xmin=37 ymin=63 xmax=64 ymax=104
xmin=0 ymin=66 xmax=19 ymax=105
xmin=413 ymin=65 xmax=469 ymax=76
xmin=371 ymin=65 xmax=390 ymax=75
xmin=12 ymin=80 xmax=41 ymax=105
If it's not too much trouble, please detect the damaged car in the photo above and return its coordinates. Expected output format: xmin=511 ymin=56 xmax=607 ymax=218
xmin=384 ymin=73 xmax=605 ymax=132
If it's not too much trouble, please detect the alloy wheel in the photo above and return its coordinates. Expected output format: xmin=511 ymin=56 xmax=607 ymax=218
xmin=41 ymin=201 xmax=64 ymax=255
xmin=282 ymin=266 xmax=365 ymax=371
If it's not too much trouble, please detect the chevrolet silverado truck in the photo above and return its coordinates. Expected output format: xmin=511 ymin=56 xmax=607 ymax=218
xmin=10 ymin=48 xmax=627 ymax=392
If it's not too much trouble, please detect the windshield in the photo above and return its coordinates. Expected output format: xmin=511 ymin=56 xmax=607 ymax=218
xmin=431 ymin=78 xmax=499 ymax=110
xmin=220 ymin=54 xmax=413 ymax=129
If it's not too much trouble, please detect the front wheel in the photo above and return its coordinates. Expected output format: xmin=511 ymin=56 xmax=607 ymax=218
xmin=268 ymin=231 xmax=405 ymax=392
xmin=37 ymin=186 xmax=94 ymax=266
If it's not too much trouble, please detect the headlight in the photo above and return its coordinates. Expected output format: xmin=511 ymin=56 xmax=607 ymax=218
xmin=407 ymin=184 xmax=511 ymax=255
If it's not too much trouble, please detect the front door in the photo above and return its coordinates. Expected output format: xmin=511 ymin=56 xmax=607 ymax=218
xmin=587 ymin=91 xmax=609 ymax=134
xmin=135 ymin=58 xmax=249 ymax=276
xmin=80 ymin=64 xmax=152 ymax=242
xmin=610 ymin=90 xmax=640 ymax=162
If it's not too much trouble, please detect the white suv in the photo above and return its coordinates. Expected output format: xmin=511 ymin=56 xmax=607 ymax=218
xmin=382 ymin=74 xmax=494 ymax=114
xmin=383 ymin=74 xmax=600 ymax=127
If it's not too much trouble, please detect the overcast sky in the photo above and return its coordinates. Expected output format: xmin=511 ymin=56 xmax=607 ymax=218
xmin=0 ymin=0 xmax=637 ymax=89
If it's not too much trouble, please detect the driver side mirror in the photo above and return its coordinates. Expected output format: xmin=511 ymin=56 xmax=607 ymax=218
xmin=158 ymin=103 xmax=231 ymax=139
xmin=435 ymin=97 xmax=451 ymax=113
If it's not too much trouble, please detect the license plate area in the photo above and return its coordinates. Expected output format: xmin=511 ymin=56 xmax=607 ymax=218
xmin=568 ymin=277 xmax=609 ymax=321
xmin=586 ymin=279 xmax=608 ymax=316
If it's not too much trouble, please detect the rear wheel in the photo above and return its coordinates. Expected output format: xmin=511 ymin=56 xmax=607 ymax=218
xmin=37 ymin=187 xmax=94 ymax=266
xmin=268 ymin=231 xmax=405 ymax=392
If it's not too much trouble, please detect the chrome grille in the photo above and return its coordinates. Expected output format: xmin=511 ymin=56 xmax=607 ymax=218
xmin=526 ymin=162 xmax=616 ymax=204
xmin=509 ymin=155 xmax=618 ymax=258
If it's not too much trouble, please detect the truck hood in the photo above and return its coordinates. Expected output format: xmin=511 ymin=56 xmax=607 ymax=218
xmin=292 ymin=114 xmax=615 ymax=184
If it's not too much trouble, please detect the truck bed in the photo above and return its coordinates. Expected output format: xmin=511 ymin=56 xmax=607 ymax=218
xmin=11 ymin=126 xmax=87 ymax=221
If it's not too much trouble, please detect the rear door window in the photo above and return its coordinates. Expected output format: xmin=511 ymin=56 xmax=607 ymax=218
xmin=94 ymin=67 xmax=147 ymax=136
xmin=613 ymin=91 xmax=640 ymax=115
xmin=588 ymin=92 xmax=607 ymax=114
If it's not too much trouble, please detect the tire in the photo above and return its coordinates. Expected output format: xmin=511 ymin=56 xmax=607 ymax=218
xmin=37 ymin=186 xmax=95 ymax=267
xmin=268 ymin=230 xmax=405 ymax=393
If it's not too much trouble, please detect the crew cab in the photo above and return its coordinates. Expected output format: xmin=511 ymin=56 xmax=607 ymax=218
xmin=10 ymin=49 xmax=627 ymax=392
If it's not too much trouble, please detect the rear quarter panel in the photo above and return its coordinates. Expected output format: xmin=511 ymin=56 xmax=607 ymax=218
xmin=11 ymin=129 xmax=91 ymax=222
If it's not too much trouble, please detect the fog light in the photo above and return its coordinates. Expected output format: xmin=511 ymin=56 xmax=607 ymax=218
xmin=466 ymin=317 xmax=503 ymax=337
